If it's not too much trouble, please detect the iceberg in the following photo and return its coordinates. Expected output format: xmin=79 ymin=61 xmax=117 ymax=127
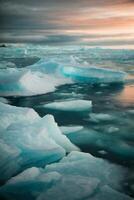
xmin=0 ymin=152 xmax=132 ymax=200
xmin=43 ymin=100 xmax=92 ymax=112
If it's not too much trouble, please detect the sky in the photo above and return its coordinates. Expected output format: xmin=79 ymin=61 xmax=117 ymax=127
xmin=0 ymin=0 xmax=134 ymax=48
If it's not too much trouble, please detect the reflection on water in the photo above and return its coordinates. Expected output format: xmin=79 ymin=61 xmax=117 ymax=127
xmin=115 ymin=85 xmax=134 ymax=106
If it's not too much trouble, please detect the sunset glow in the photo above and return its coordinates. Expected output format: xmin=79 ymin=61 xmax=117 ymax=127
xmin=0 ymin=0 xmax=134 ymax=47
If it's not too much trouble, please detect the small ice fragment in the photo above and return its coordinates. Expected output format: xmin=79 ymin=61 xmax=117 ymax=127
xmin=89 ymin=113 xmax=114 ymax=123
xmin=107 ymin=126 xmax=119 ymax=133
xmin=60 ymin=126 xmax=84 ymax=135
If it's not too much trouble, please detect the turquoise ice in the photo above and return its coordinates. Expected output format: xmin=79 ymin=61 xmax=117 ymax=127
xmin=0 ymin=103 xmax=79 ymax=181
xmin=0 ymin=151 xmax=132 ymax=200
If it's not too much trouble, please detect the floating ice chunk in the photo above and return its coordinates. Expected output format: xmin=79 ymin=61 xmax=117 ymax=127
xmin=0 ymin=122 xmax=65 ymax=182
xmin=0 ymin=129 xmax=65 ymax=181
xmin=0 ymin=152 xmax=129 ymax=200
xmin=0 ymin=103 xmax=79 ymax=181
xmin=0 ymin=104 xmax=79 ymax=181
xmin=89 ymin=113 xmax=114 ymax=123
xmin=98 ymin=150 xmax=108 ymax=155
xmin=45 ymin=151 xmax=126 ymax=190
xmin=7 ymin=114 xmax=79 ymax=153
xmin=37 ymin=115 xmax=80 ymax=152
xmin=91 ymin=185 xmax=133 ymax=200
xmin=0 ymin=97 xmax=9 ymax=104
xmin=60 ymin=65 xmax=127 ymax=83
xmin=60 ymin=125 xmax=84 ymax=135
xmin=27 ymin=58 xmax=127 ymax=84
xmin=44 ymin=100 xmax=92 ymax=112
xmin=0 ymin=168 xmax=62 ymax=200
xmin=0 ymin=102 xmax=39 ymax=130
xmin=0 ymin=67 xmax=70 ymax=96
xmin=19 ymin=71 xmax=69 ymax=96
xmin=27 ymin=59 xmax=60 ymax=74
xmin=107 ymin=126 xmax=119 ymax=133
xmin=0 ymin=168 xmax=99 ymax=200
xmin=38 ymin=175 xmax=99 ymax=200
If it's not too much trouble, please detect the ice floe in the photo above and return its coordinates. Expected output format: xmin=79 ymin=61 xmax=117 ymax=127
xmin=0 ymin=97 xmax=9 ymax=104
xmin=60 ymin=65 xmax=127 ymax=83
xmin=0 ymin=103 xmax=79 ymax=182
xmin=89 ymin=113 xmax=115 ymax=123
xmin=0 ymin=102 xmax=39 ymax=130
xmin=0 ymin=67 xmax=70 ymax=96
xmin=0 ymin=151 xmax=132 ymax=200
xmin=43 ymin=100 xmax=92 ymax=112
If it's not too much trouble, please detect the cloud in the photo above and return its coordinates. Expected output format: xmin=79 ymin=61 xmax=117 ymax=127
xmin=0 ymin=30 xmax=80 ymax=44
xmin=0 ymin=0 xmax=134 ymax=47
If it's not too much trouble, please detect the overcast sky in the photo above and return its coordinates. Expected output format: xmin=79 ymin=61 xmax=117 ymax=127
xmin=0 ymin=0 xmax=134 ymax=47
